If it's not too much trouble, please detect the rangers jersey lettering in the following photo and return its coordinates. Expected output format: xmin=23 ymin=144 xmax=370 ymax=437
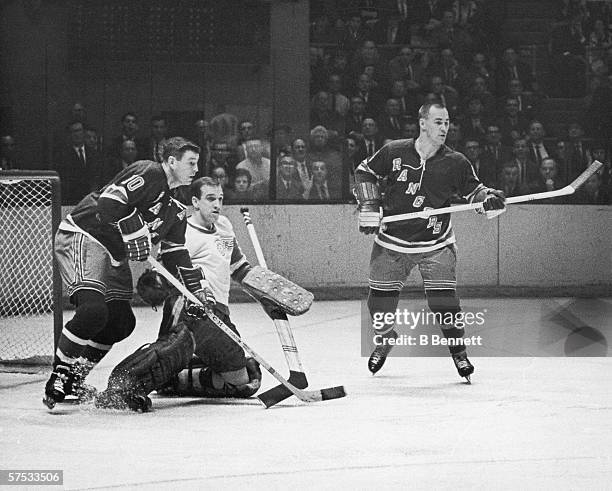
xmin=357 ymin=139 xmax=484 ymax=253
xmin=59 ymin=160 xmax=189 ymax=264
xmin=185 ymin=215 xmax=247 ymax=308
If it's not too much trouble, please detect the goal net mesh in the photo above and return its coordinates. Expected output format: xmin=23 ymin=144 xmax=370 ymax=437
xmin=0 ymin=173 xmax=61 ymax=365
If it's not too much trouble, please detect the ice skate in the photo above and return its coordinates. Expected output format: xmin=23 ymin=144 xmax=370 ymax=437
xmin=43 ymin=364 xmax=73 ymax=409
xmin=452 ymin=351 xmax=474 ymax=383
xmin=368 ymin=329 xmax=398 ymax=375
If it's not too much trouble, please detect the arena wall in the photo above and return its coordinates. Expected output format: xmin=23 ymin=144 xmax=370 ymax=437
xmin=59 ymin=205 xmax=612 ymax=293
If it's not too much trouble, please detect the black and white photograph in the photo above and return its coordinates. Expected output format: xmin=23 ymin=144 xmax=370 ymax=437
xmin=1 ymin=0 xmax=611 ymax=488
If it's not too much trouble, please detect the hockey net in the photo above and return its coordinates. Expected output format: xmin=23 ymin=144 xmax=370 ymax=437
xmin=0 ymin=171 xmax=62 ymax=366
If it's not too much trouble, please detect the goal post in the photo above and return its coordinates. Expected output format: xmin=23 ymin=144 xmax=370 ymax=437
xmin=0 ymin=170 xmax=62 ymax=366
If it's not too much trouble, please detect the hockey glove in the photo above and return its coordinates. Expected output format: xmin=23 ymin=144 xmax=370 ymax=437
xmin=118 ymin=209 xmax=151 ymax=261
xmin=477 ymin=189 xmax=506 ymax=219
xmin=177 ymin=266 xmax=216 ymax=317
xmin=354 ymin=181 xmax=382 ymax=235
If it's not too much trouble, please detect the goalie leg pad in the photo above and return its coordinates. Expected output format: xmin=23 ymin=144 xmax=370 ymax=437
xmin=241 ymin=265 xmax=314 ymax=316
xmin=96 ymin=323 xmax=195 ymax=409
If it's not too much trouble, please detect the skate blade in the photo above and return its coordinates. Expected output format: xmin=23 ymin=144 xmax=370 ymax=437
xmin=464 ymin=375 xmax=472 ymax=384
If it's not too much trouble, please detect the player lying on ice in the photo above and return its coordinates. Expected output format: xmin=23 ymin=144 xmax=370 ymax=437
xmin=95 ymin=177 xmax=311 ymax=411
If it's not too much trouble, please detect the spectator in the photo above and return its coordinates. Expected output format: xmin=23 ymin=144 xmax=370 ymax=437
xmin=351 ymin=40 xmax=387 ymax=88
xmin=308 ymin=161 xmax=340 ymax=200
xmin=345 ymin=95 xmax=368 ymax=135
xmin=84 ymin=127 xmax=100 ymax=153
xmin=144 ymin=115 xmax=169 ymax=163
xmin=276 ymin=155 xmax=304 ymax=201
xmin=496 ymin=97 xmax=529 ymax=145
xmin=504 ymin=137 xmax=539 ymax=188
xmin=503 ymin=79 xmax=539 ymax=121
xmin=413 ymin=0 xmax=451 ymax=31
xmin=588 ymin=18 xmax=612 ymax=49
xmin=429 ymin=75 xmax=459 ymax=116
xmin=464 ymin=138 xmax=497 ymax=186
xmin=463 ymin=76 xmax=496 ymax=117
xmin=354 ymin=72 xmax=384 ymax=119
xmin=291 ymin=138 xmax=312 ymax=198
xmin=389 ymin=79 xmax=418 ymax=118
xmin=310 ymin=91 xmax=345 ymax=135
xmin=549 ymin=16 xmax=588 ymax=97
xmin=209 ymin=106 xmax=239 ymax=147
xmin=54 ymin=121 xmax=101 ymax=204
xmin=209 ymin=142 xmax=235 ymax=176
xmin=211 ymin=165 xmax=232 ymax=197
xmin=309 ymin=125 xmax=343 ymax=185
xmin=225 ymin=168 xmax=255 ymax=202
xmin=446 ymin=122 xmax=463 ymax=150
xmin=388 ymin=46 xmax=427 ymax=95
xmin=0 ymin=135 xmax=17 ymax=170
xmin=528 ymin=157 xmax=565 ymax=202
xmin=325 ymin=74 xmax=350 ymax=118
xmin=376 ymin=15 xmax=410 ymax=45
xmin=464 ymin=52 xmax=494 ymax=91
xmin=236 ymin=139 xmax=271 ymax=190
xmin=344 ymin=132 xmax=363 ymax=194
xmin=571 ymin=171 xmax=610 ymax=204
xmin=482 ymin=124 xmax=512 ymax=169
xmin=361 ymin=118 xmax=384 ymax=160
xmin=429 ymin=48 xmax=466 ymax=90
xmin=526 ymin=120 xmax=555 ymax=169
xmin=235 ymin=119 xmax=256 ymax=162
xmin=498 ymin=161 xmax=529 ymax=197
xmin=378 ymin=99 xmax=404 ymax=141
xmin=401 ymin=119 xmax=419 ymax=139
xmin=341 ymin=13 xmax=369 ymax=53
xmin=563 ymin=122 xmax=591 ymax=181
xmin=495 ymin=47 xmax=535 ymax=95
xmin=459 ymin=96 xmax=489 ymax=143
xmin=588 ymin=141 xmax=610 ymax=188
xmin=108 ymin=112 xmax=145 ymax=160
xmin=102 ymin=139 xmax=139 ymax=184
xmin=428 ymin=10 xmax=473 ymax=61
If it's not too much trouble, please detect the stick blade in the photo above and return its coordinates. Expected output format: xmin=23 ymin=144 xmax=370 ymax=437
xmin=320 ymin=385 xmax=347 ymax=401
xmin=569 ymin=160 xmax=603 ymax=191
xmin=257 ymin=371 xmax=309 ymax=408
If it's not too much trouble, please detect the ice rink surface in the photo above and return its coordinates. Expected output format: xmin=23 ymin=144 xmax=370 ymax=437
xmin=1 ymin=298 xmax=611 ymax=490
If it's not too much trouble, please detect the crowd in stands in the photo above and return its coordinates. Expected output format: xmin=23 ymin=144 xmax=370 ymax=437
xmin=1 ymin=0 xmax=610 ymax=206
xmin=307 ymin=0 xmax=612 ymax=204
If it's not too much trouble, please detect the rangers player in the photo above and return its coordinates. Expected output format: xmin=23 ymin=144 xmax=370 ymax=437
xmin=354 ymin=103 xmax=506 ymax=381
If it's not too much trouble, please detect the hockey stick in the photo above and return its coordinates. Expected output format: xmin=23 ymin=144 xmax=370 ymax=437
xmin=240 ymin=207 xmax=309 ymax=407
xmin=381 ymin=161 xmax=603 ymax=224
xmin=147 ymin=256 xmax=345 ymax=408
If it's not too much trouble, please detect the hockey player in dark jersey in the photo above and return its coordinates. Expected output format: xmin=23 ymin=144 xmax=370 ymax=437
xmin=44 ymin=136 xmax=215 ymax=409
xmin=354 ymin=103 xmax=506 ymax=381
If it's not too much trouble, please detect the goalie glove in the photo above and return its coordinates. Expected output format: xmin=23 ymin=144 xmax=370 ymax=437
xmin=117 ymin=209 xmax=151 ymax=261
xmin=177 ymin=266 xmax=216 ymax=317
xmin=354 ymin=181 xmax=382 ymax=235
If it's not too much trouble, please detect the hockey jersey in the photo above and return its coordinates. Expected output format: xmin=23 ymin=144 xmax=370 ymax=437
xmin=185 ymin=215 xmax=248 ymax=308
xmin=356 ymin=139 xmax=484 ymax=253
xmin=59 ymin=160 xmax=191 ymax=271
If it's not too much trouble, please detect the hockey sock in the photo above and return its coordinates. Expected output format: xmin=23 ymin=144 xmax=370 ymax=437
xmin=426 ymin=289 xmax=465 ymax=355
xmin=367 ymin=288 xmax=400 ymax=334
xmin=54 ymin=291 xmax=108 ymax=367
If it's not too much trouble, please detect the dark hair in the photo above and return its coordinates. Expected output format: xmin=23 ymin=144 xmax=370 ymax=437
xmin=234 ymin=168 xmax=252 ymax=186
xmin=418 ymin=103 xmax=446 ymax=120
xmin=121 ymin=112 xmax=137 ymax=123
xmin=190 ymin=177 xmax=220 ymax=199
xmin=162 ymin=136 xmax=200 ymax=162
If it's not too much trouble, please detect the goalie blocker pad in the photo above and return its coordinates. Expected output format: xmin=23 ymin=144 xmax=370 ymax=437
xmin=105 ymin=323 xmax=195 ymax=395
xmin=241 ymin=266 xmax=313 ymax=316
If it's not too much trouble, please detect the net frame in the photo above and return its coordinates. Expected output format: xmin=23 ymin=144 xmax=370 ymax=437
xmin=0 ymin=170 xmax=62 ymax=366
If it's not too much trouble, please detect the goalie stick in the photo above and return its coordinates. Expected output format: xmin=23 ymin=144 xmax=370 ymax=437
xmin=381 ymin=160 xmax=604 ymax=224
xmin=240 ymin=207 xmax=308 ymax=408
xmin=147 ymin=256 xmax=346 ymax=408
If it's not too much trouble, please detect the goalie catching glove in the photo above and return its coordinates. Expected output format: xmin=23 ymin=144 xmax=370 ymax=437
xmin=117 ymin=209 xmax=151 ymax=261
xmin=354 ymin=181 xmax=382 ymax=234
xmin=177 ymin=265 xmax=216 ymax=316
xmin=237 ymin=265 xmax=313 ymax=316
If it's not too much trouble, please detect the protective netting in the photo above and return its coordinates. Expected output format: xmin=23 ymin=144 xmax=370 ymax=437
xmin=0 ymin=176 xmax=56 ymax=364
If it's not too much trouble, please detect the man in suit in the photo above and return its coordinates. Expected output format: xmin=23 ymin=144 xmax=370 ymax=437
xmin=361 ymin=118 xmax=384 ymax=161
xmin=378 ymin=99 xmax=404 ymax=141
xmin=276 ymin=155 xmax=304 ymax=201
xmin=526 ymin=120 xmax=554 ymax=169
xmin=54 ymin=121 xmax=102 ymax=205
xmin=144 ymin=115 xmax=169 ymax=163
xmin=495 ymin=47 xmax=535 ymax=94
xmin=108 ymin=112 xmax=146 ymax=161
xmin=308 ymin=161 xmax=340 ymax=200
